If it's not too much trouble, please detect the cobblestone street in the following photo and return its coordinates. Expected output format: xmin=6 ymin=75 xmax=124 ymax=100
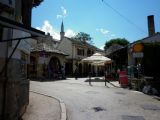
xmin=29 ymin=78 xmax=160 ymax=120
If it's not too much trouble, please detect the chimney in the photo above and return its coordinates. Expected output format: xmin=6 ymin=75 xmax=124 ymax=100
xmin=148 ymin=15 xmax=155 ymax=36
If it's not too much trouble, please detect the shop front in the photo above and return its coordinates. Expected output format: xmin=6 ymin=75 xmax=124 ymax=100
xmin=128 ymin=42 xmax=160 ymax=94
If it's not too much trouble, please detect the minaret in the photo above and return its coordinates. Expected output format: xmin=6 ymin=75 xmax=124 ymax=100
xmin=60 ymin=21 xmax=65 ymax=40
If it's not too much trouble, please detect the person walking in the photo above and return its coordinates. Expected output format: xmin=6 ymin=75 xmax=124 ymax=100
xmin=89 ymin=72 xmax=92 ymax=86
xmin=105 ymin=70 xmax=109 ymax=86
xmin=74 ymin=67 xmax=78 ymax=80
xmin=73 ymin=64 xmax=78 ymax=80
xmin=61 ymin=65 xmax=65 ymax=79
xmin=117 ymin=68 xmax=120 ymax=82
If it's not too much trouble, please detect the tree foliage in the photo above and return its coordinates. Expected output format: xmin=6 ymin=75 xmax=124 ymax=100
xmin=72 ymin=32 xmax=93 ymax=44
xmin=104 ymin=38 xmax=129 ymax=50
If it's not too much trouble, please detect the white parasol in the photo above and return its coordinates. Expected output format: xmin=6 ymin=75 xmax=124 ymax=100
xmin=82 ymin=53 xmax=112 ymax=64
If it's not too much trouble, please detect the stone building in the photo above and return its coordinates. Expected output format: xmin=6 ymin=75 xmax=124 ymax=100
xmin=0 ymin=0 xmax=44 ymax=119
xmin=29 ymin=35 xmax=67 ymax=80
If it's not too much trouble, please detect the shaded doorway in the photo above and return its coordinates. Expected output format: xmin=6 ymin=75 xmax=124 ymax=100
xmin=78 ymin=63 xmax=82 ymax=77
xmin=65 ymin=62 xmax=73 ymax=76
xmin=29 ymin=56 xmax=37 ymax=78
xmin=48 ymin=57 xmax=61 ymax=79
xmin=89 ymin=64 xmax=91 ymax=72
xmin=92 ymin=65 xmax=95 ymax=77
xmin=83 ymin=63 xmax=89 ymax=77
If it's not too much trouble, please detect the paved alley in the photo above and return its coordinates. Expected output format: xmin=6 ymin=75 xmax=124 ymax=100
xmin=29 ymin=78 xmax=160 ymax=120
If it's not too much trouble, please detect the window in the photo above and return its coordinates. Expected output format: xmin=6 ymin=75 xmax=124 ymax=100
xmin=87 ymin=49 xmax=92 ymax=56
xmin=77 ymin=48 xmax=84 ymax=56
xmin=87 ymin=49 xmax=94 ymax=56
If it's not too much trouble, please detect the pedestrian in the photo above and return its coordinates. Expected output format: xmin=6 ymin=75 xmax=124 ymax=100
xmin=73 ymin=63 xmax=78 ymax=80
xmin=74 ymin=68 xmax=78 ymax=80
xmin=47 ymin=63 xmax=52 ymax=79
xmin=105 ymin=70 xmax=109 ymax=86
xmin=75 ymin=69 xmax=78 ymax=80
xmin=61 ymin=65 xmax=65 ymax=79
xmin=117 ymin=68 xmax=120 ymax=82
xmin=89 ymin=72 xmax=92 ymax=86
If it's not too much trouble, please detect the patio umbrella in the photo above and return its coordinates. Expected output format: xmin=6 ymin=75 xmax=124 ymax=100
xmin=91 ymin=61 xmax=112 ymax=66
xmin=82 ymin=53 xmax=112 ymax=63
xmin=82 ymin=53 xmax=112 ymax=76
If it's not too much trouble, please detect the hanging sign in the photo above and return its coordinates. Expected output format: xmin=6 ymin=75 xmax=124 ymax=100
xmin=133 ymin=52 xmax=144 ymax=58
xmin=133 ymin=43 xmax=143 ymax=52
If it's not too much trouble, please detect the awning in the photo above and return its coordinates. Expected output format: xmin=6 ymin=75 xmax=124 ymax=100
xmin=0 ymin=15 xmax=45 ymax=42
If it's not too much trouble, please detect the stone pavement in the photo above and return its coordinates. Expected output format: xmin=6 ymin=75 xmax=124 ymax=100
xmin=22 ymin=91 xmax=66 ymax=120
xmin=22 ymin=77 xmax=119 ymax=120
xmin=59 ymin=77 xmax=120 ymax=88
xmin=22 ymin=77 xmax=160 ymax=120
xmin=29 ymin=78 xmax=160 ymax=120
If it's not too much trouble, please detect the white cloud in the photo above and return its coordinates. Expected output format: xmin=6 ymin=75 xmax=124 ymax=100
xmin=36 ymin=27 xmax=41 ymax=30
xmin=96 ymin=28 xmax=109 ymax=35
xmin=57 ymin=6 xmax=67 ymax=19
xmin=61 ymin=6 xmax=67 ymax=16
xmin=99 ymin=45 xmax=105 ymax=50
xmin=65 ymin=29 xmax=76 ymax=38
xmin=56 ymin=15 xmax=63 ymax=19
xmin=37 ymin=20 xmax=60 ymax=40
xmin=36 ymin=20 xmax=76 ymax=40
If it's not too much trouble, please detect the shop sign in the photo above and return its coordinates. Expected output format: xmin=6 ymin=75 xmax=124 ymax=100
xmin=133 ymin=43 xmax=143 ymax=52
xmin=133 ymin=52 xmax=144 ymax=58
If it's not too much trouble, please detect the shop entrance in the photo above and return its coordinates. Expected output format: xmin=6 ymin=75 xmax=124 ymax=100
xmin=48 ymin=57 xmax=61 ymax=79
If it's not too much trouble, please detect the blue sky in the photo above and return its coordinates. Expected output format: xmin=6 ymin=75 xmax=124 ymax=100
xmin=32 ymin=0 xmax=160 ymax=49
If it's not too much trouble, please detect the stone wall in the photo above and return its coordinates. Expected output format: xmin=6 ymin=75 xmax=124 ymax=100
xmin=0 ymin=58 xmax=29 ymax=120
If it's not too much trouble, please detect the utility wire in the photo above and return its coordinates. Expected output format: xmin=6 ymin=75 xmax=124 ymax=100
xmin=101 ymin=0 xmax=147 ymax=34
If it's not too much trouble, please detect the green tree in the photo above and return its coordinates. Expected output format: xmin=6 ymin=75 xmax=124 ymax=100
xmin=104 ymin=38 xmax=129 ymax=50
xmin=72 ymin=32 xmax=93 ymax=44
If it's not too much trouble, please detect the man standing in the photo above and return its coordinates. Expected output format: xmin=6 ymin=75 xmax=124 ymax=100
xmin=74 ymin=64 xmax=78 ymax=80
xmin=105 ymin=70 xmax=109 ymax=86
xmin=89 ymin=72 xmax=92 ymax=86
xmin=61 ymin=65 xmax=65 ymax=79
